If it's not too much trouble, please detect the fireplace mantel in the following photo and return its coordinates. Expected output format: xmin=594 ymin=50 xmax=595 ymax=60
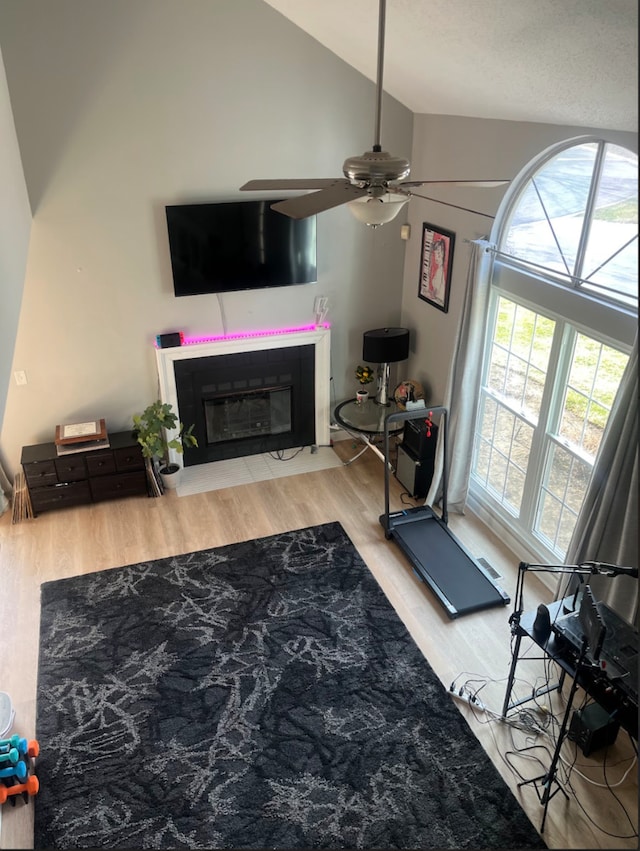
xmin=155 ymin=325 xmax=331 ymax=467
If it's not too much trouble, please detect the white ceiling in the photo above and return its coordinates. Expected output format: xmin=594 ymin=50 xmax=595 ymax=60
xmin=263 ymin=0 xmax=638 ymax=132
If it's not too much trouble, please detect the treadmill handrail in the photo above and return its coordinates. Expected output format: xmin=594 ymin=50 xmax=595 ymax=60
xmin=383 ymin=406 xmax=448 ymax=528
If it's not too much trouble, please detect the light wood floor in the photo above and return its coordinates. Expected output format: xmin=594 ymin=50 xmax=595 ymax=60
xmin=0 ymin=440 xmax=637 ymax=849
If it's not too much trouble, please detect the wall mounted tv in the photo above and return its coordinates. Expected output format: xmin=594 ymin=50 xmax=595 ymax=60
xmin=165 ymin=200 xmax=317 ymax=296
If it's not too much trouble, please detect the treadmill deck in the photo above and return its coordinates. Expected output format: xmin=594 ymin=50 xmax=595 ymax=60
xmin=383 ymin=505 xmax=510 ymax=618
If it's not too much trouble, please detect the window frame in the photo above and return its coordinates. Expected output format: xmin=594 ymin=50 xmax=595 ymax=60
xmin=468 ymin=137 xmax=637 ymax=564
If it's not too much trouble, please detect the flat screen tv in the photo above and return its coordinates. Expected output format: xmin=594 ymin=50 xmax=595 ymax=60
xmin=165 ymin=200 xmax=317 ymax=296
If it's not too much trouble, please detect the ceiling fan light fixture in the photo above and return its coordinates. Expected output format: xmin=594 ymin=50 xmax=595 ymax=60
xmin=347 ymin=193 xmax=408 ymax=228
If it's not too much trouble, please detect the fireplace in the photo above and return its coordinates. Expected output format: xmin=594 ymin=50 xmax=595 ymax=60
xmin=204 ymin=387 xmax=291 ymax=445
xmin=173 ymin=344 xmax=315 ymax=465
xmin=155 ymin=326 xmax=331 ymax=468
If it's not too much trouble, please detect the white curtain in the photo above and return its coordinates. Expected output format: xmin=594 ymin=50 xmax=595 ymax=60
xmin=564 ymin=336 xmax=638 ymax=624
xmin=427 ymin=239 xmax=495 ymax=512
xmin=0 ymin=462 xmax=11 ymax=516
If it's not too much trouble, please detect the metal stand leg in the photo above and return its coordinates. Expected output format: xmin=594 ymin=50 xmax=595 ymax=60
xmin=341 ymin=428 xmax=392 ymax=467
xmin=517 ymin=640 xmax=587 ymax=833
xmin=501 ymin=632 xmax=523 ymax=718
xmin=343 ymin=441 xmax=371 ymax=466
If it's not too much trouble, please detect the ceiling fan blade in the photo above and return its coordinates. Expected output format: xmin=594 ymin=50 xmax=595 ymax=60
xmin=240 ymin=178 xmax=338 ymax=191
xmin=400 ymin=180 xmax=509 ymax=189
xmin=396 ymin=188 xmax=496 ymax=220
xmin=271 ymin=181 xmax=369 ymax=219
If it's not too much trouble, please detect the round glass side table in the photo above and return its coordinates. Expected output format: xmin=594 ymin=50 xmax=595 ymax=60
xmin=334 ymin=398 xmax=403 ymax=465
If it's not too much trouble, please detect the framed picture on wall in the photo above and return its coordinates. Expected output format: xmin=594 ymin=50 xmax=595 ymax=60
xmin=418 ymin=222 xmax=455 ymax=313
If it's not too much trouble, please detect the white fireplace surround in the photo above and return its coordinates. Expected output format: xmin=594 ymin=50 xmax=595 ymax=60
xmin=155 ymin=326 xmax=331 ymax=468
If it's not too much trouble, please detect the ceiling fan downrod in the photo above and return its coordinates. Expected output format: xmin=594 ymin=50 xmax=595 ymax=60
xmin=373 ymin=0 xmax=386 ymax=152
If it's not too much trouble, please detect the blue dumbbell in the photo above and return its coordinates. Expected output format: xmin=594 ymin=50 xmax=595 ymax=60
xmin=0 ymin=747 xmax=18 ymax=765
xmin=0 ymin=735 xmax=26 ymax=755
xmin=0 ymin=758 xmax=27 ymax=781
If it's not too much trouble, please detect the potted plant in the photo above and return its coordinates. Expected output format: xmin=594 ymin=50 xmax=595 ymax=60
xmin=133 ymin=400 xmax=198 ymax=491
xmin=355 ymin=364 xmax=374 ymax=403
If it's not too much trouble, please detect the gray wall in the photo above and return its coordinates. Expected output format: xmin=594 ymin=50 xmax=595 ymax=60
xmin=0 ymin=0 xmax=413 ymax=474
xmin=0 ymin=46 xmax=31 ymax=441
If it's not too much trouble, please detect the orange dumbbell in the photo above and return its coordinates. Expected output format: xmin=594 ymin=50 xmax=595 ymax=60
xmin=0 ymin=774 xmax=39 ymax=805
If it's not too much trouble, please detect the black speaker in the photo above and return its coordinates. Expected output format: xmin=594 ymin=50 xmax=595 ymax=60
xmin=395 ymin=444 xmax=435 ymax=499
xmin=402 ymin=420 xmax=438 ymax=461
xmin=156 ymin=332 xmax=183 ymax=348
xmin=568 ymin=702 xmax=620 ymax=756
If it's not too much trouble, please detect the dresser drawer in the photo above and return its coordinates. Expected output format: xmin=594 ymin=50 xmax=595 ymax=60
xmin=85 ymin=452 xmax=117 ymax=476
xmin=54 ymin=456 xmax=87 ymax=482
xmin=114 ymin=446 xmax=144 ymax=472
xmin=89 ymin=471 xmax=147 ymax=502
xmin=23 ymin=460 xmax=58 ymax=488
xmin=30 ymin=481 xmax=91 ymax=512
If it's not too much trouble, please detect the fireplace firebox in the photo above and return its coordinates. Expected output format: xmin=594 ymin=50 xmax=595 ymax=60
xmin=174 ymin=345 xmax=315 ymax=465
xmin=204 ymin=386 xmax=292 ymax=444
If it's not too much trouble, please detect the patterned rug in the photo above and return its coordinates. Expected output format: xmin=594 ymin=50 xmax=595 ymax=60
xmin=35 ymin=522 xmax=545 ymax=849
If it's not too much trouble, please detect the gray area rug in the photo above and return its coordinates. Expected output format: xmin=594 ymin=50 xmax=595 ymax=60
xmin=35 ymin=521 xmax=545 ymax=848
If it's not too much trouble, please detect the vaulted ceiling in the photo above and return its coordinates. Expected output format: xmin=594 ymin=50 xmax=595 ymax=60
xmin=263 ymin=0 xmax=638 ymax=133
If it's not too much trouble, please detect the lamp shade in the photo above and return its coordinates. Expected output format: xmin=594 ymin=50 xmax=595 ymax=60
xmin=363 ymin=327 xmax=410 ymax=363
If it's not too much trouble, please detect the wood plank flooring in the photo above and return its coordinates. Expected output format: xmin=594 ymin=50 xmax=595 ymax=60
xmin=0 ymin=440 xmax=636 ymax=849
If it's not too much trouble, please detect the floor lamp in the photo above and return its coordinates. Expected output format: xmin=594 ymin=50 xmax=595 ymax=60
xmin=362 ymin=327 xmax=410 ymax=406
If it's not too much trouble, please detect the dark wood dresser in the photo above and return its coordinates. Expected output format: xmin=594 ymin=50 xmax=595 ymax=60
xmin=21 ymin=431 xmax=148 ymax=515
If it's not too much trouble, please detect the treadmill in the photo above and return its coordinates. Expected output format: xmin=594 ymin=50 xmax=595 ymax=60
xmin=381 ymin=405 xmax=510 ymax=618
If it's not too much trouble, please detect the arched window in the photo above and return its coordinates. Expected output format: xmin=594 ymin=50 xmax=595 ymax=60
xmin=470 ymin=138 xmax=637 ymax=561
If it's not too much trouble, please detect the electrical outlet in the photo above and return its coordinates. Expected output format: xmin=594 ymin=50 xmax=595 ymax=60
xmin=14 ymin=370 xmax=27 ymax=386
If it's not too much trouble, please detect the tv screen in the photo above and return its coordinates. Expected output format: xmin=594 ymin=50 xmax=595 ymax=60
xmin=165 ymin=200 xmax=317 ymax=296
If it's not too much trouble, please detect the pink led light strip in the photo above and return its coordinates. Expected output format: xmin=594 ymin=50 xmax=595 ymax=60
xmin=177 ymin=323 xmax=330 ymax=347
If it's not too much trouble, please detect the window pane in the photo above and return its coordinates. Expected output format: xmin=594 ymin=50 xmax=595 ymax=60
xmin=472 ymin=392 xmax=533 ymax=517
xmin=488 ymin=345 xmax=508 ymax=394
xmin=473 ymin=435 xmax=491 ymax=484
xmin=489 ymin=300 xmax=555 ymax=422
xmin=473 ymin=396 xmax=496 ymax=486
xmin=505 ymin=354 xmax=527 ymax=406
xmin=536 ymin=443 xmax=591 ymax=553
xmin=581 ymin=144 xmax=638 ymax=306
xmin=503 ymin=143 xmax=598 ymax=275
xmin=531 ymin=315 xmax=556 ymax=370
xmin=502 ymin=141 xmax=638 ymax=310
xmin=505 ymin=465 xmax=526 ymax=512
xmin=536 ymin=489 xmax=563 ymax=549
xmin=559 ymin=334 xmax=629 ymax=458
xmin=488 ymin=450 xmax=508 ymax=497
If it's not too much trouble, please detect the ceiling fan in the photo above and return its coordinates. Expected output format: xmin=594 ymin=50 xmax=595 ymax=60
xmin=240 ymin=0 xmax=507 ymax=227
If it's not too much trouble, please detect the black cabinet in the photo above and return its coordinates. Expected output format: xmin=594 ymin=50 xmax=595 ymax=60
xmin=21 ymin=431 xmax=148 ymax=515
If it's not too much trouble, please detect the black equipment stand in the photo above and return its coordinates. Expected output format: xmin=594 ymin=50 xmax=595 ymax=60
xmin=503 ymin=560 xmax=639 ymax=831
xmin=380 ymin=406 xmax=510 ymax=618
xmin=517 ymin=638 xmax=588 ymax=833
